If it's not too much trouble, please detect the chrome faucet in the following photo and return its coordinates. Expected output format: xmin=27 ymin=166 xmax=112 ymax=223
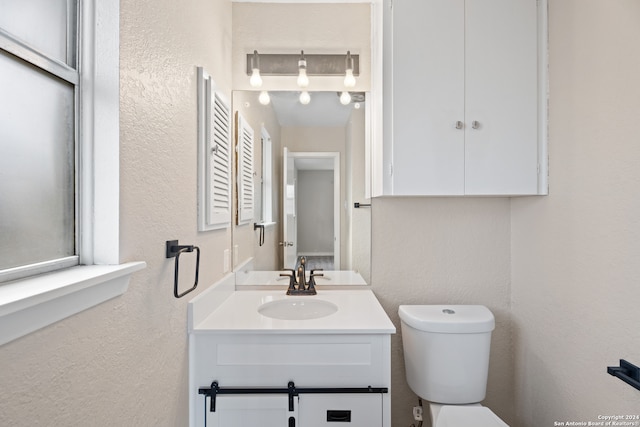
xmin=280 ymin=256 xmax=321 ymax=295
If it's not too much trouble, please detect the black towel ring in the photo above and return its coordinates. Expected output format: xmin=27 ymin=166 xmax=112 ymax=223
xmin=166 ymin=240 xmax=200 ymax=298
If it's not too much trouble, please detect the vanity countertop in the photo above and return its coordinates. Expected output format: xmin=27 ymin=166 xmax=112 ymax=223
xmin=192 ymin=290 xmax=395 ymax=335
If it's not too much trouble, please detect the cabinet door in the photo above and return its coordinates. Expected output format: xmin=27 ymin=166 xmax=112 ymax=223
xmin=298 ymin=394 xmax=383 ymax=427
xmin=387 ymin=0 xmax=542 ymax=196
xmin=205 ymin=395 xmax=297 ymax=427
xmin=464 ymin=0 xmax=539 ymax=195
xmin=392 ymin=0 xmax=465 ymax=195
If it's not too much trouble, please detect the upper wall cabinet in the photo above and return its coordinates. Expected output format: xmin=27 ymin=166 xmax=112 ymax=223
xmin=378 ymin=0 xmax=547 ymax=196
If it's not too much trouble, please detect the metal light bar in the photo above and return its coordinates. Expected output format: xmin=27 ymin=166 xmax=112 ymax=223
xmin=246 ymin=53 xmax=359 ymax=76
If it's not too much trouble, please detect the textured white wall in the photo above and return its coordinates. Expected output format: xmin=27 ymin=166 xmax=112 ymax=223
xmin=511 ymin=1 xmax=640 ymax=425
xmin=371 ymin=197 xmax=514 ymax=426
xmin=0 ymin=0 xmax=233 ymax=425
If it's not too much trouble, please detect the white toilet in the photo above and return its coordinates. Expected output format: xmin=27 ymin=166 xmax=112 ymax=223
xmin=398 ymin=305 xmax=509 ymax=427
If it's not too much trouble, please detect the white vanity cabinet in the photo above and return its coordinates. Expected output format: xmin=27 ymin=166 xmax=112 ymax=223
xmin=379 ymin=0 xmax=547 ymax=196
xmin=189 ymin=289 xmax=395 ymax=427
xmin=204 ymin=393 xmax=383 ymax=427
xmin=193 ymin=333 xmax=390 ymax=427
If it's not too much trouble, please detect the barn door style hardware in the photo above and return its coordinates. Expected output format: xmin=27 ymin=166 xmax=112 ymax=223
xmin=198 ymin=381 xmax=388 ymax=413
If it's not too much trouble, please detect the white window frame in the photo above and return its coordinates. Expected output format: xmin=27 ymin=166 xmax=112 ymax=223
xmin=0 ymin=0 xmax=145 ymax=347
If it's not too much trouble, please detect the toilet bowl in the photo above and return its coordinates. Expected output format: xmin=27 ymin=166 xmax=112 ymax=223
xmin=398 ymin=305 xmax=509 ymax=427
xmin=430 ymin=403 xmax=508 ymax=427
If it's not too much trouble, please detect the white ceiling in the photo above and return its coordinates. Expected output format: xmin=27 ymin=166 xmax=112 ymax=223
xmin=269 ymin=91 xmax=358 ymax=127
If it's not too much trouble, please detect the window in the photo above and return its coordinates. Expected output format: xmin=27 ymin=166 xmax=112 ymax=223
xmin=0 ymin=0 xmax=144 ymax=346
xmin=0 ymin=0 xmax=79 ymax=282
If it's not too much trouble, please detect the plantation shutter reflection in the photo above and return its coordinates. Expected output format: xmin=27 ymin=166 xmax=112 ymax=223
xmin=209 ymin=92 xmax=231 ymax=226
xmin=236 ymin=113 xmax=254 ymax=225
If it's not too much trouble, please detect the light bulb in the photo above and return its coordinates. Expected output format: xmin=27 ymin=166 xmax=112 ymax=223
xmin=258 ymin=91 xmax=270 ymax=105
xmin=299 ymin=91 xmax=311 ymax=105
xmin=344 ymin=69 xmax=356 ymax=88
xmin=340 ymin=91 xmax=351 ymax=105
xmin=250 ymin=68 xmax=262 ymax=88
xmin=297 ymin=68 xmax=309 ymax=88
xmin=297 ymin=54 xmax=309 ymax=88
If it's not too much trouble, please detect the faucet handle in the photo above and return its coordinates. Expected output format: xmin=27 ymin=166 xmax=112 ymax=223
xmin=309 ymin=269 xmax=323 ymax=291
xmin=280 ymin=270 xmax=297 ymax=293
xmin=308 ymin=272 xmax=321 ymax=294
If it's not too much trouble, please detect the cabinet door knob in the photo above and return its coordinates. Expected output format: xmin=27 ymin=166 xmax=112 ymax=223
xmin=472 ymin=121 xmax=480 ymax=129
xmin=455 ymin=121 xmax=464 ymax=130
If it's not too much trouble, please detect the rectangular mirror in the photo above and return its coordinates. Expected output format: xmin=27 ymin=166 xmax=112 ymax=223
xmin=232 ymin=91 xmax=371 ymax=284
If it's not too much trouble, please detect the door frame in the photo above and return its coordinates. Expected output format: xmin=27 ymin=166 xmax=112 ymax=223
xmin=283 ymin=150 xmax=341 ymax=270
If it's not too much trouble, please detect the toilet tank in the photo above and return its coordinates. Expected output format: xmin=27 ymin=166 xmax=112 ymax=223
xmin=398 ymin=305 xmax=495 ymax=404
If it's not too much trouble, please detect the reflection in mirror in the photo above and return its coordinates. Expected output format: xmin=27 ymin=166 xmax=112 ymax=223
xmin=232 ymin=91 xmax=371 ymax=284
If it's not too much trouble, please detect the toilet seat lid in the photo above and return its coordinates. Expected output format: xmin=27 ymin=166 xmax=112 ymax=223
xmin=435 ymin=406 xmax=509 ymax=427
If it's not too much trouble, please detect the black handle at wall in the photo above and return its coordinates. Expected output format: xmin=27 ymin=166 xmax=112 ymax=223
xmin=608 ymin=359 xmax=640 ymax=391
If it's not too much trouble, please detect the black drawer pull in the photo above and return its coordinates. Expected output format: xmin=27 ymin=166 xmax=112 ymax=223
xmin=327 ymin=410 xmax=351 ymax=422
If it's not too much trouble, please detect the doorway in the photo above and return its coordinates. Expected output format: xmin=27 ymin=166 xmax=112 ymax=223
xmin=282 ymin=149 xmax=340 ymax=271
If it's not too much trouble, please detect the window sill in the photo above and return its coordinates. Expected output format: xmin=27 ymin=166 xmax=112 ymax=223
xmin=0 ymin=261 xmax=146 ymax=346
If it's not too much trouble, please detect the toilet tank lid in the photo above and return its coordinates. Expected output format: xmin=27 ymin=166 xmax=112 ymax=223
xmin=398 ymin=305 xmax=495 ymax=333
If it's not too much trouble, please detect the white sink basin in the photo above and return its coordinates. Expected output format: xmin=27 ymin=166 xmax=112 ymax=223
xmin=258 ymin=298 xmax=338 ymax=320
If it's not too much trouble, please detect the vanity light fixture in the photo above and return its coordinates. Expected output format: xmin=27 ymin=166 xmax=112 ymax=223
xmin=258 ymin=90 xmax=270 ymax=105
xmin=299 ymin=91 xmax=311 ymax=105
xmin=249 ymin=50 xmax=262 ymax=88
xmin=245 ymin=51 xmax=359 ymax=85
xmin=297 ymin=50 xmax=309 ymax=88
xmin=344 ymin=51 xmax=356 ymax=88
